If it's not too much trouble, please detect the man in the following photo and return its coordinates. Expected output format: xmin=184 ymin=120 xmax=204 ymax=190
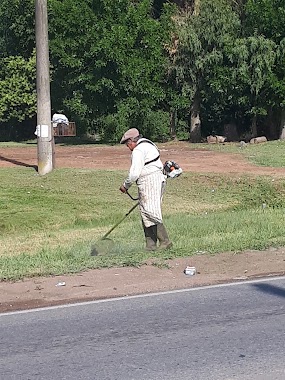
xmin=119 ymin=128 xmax=172 ymax=251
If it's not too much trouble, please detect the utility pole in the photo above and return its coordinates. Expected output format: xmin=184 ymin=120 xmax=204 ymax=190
xmin=35 ymin=0 xmax=55 ymax=175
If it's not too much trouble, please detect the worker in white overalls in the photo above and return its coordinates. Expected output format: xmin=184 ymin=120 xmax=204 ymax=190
xmin=119 ymin=128 xmax=172 ymax=251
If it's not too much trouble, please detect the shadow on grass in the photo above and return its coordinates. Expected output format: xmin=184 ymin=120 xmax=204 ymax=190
xmin=0 ymin=155 xmax=38 ymax=171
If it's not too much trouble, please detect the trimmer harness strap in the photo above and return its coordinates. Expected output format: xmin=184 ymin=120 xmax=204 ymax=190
xmin=136 ymin=140 xmax=160 ymax=165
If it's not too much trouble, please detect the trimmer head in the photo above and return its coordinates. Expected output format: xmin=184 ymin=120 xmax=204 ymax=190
xmin=90 ymin=238 xmax=115 ymax=256
xmin=90 ymin=201 xmax=139 ymax=257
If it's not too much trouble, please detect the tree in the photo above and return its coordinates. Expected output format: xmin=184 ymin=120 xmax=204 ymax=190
xmin=169 ymin=0 xmax=240 ymax=141
xmin=0 ymin=0 xmax=173 ymax=141
xmin=48 ymin=0 xmax=172 ymax=140
xmin=244 ymin=0 xmax=285 ymax=139
xmin=227 ymin=36 xmax=277 ymax=137
xmin=0 ymin=54 xmax=36 ymax=139
xmin=0 ymin=0 xmax=35 ymax=58
xmin=245 ymin=0 xmax=285 ymax=44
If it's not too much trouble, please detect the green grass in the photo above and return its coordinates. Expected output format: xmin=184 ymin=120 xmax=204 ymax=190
xmin=194 ymin=140 xmax=285 ymax=168
xmin=0 ymin=140 xmax=37 ymax=148
xmin=1 ymin=164 xmax=285 ymax=280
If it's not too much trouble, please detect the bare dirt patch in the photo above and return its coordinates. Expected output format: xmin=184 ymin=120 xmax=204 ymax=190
xmin=1 ymin=142 xmax=285 ymax=313
xmin=2 ymin=141 xmax=285 ymax=176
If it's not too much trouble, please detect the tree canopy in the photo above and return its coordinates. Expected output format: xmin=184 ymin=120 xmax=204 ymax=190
xmin=0 ymin=0 xmax=284 ymax=142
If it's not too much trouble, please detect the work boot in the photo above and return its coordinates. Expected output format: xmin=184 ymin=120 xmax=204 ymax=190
xmin=157 ymin=223 xmax=173 ymax=250
xmin=143 ymin=225 xmax=157 ymax=251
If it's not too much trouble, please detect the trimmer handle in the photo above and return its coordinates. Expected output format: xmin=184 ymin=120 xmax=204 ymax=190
xmin=126 ymin=190 xmax=139 ymax=201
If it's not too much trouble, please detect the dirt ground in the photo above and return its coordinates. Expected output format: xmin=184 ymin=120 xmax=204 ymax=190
xmin=0 ymin=141 xmax=285 ymax=313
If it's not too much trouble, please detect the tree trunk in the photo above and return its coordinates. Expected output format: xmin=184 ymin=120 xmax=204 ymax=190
xmin=169 ymin=109 xmax=177 ymax=140
xmin=265 ymin=107 xmax=277 ymax=139
xmin=189 ymin=94 xmax=201 ymax=143
xmin=280 ymin=109 xmax=285 ymax=140
xmin=251 ymin=115 xmax=257 ymax=137
xmin=223 ymin=122 xmax=239 ymax=142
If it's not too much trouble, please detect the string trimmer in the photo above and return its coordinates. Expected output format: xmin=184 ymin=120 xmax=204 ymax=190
xmin=90 ymin=191 xmax=139 ymax=256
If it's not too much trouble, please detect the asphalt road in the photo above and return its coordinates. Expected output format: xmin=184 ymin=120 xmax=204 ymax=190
xmin=0 ymin=277 xmax=284 ymax=380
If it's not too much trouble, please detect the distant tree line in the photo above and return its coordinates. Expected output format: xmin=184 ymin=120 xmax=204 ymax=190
xmin=0 ymin=0 xmax=284 ymax=142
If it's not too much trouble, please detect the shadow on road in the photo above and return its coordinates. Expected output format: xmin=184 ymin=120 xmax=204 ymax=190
xmin=252 ymin=282 xmax=285 ymax=298
xmin=0 ymin=155 xmax=38 ymax=171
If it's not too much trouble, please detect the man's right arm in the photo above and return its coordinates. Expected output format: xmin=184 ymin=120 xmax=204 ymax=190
xmin=122 ymin=149 xmax=145 ymax=189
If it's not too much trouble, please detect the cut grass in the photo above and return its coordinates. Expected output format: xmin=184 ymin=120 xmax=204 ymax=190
xmin=1 ymin=165 xmax=285 ymax=280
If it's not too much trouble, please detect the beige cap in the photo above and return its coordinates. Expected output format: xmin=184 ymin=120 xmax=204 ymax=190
xmin=120 ymin=128 xmax=140 ymax=144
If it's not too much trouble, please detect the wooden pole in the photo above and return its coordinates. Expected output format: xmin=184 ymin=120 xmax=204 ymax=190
xmin=35 ymin=0 xmax=55 ymax=175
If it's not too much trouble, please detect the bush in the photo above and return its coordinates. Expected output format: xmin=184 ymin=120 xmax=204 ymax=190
xmin=100 ymin=100 xmax=171 ymax=143
xmin=142 ymin=110 xmax=170 ymax=142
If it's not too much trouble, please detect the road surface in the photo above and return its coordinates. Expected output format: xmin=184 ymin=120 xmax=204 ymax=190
xmin=0 ymin=277 xmax=284 ymax=379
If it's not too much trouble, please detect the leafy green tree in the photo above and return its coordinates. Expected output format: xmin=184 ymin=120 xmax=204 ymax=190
xmin=245 ymin=0 xmax=285 ymax=43
xmin=48 ymin=0 xmax=172 ymax=140
xmin=170 ymin=0 xmax=240 ymax=141
xmin=0 ymin=0 xmax=35 ymax=58
xmin=0 ymin=0 xmax=173 ymax=141
xmin=0 ymin=54 xmax=37 ymax=140
xmin=244 ymin=0 xmax=285 ymax=139
xmin=0 ymin=54 xmax=36 ymax=138
xmin=0 ymin=0 xmax=37 ymax=140
xmin=229 ymin=36 xmax=277 ymax=137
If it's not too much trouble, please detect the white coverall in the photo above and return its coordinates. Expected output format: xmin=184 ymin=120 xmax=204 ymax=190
xmin=123 ymin=138 xmax=166 ymax=228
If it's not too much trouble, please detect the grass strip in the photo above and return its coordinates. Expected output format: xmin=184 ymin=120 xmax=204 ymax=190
xmin=1 ymin=166 xmax=285 ymax=280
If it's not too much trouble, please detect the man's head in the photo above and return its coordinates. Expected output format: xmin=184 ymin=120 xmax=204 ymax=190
xmin=120 ymin=128 xmax=141 ymax=150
